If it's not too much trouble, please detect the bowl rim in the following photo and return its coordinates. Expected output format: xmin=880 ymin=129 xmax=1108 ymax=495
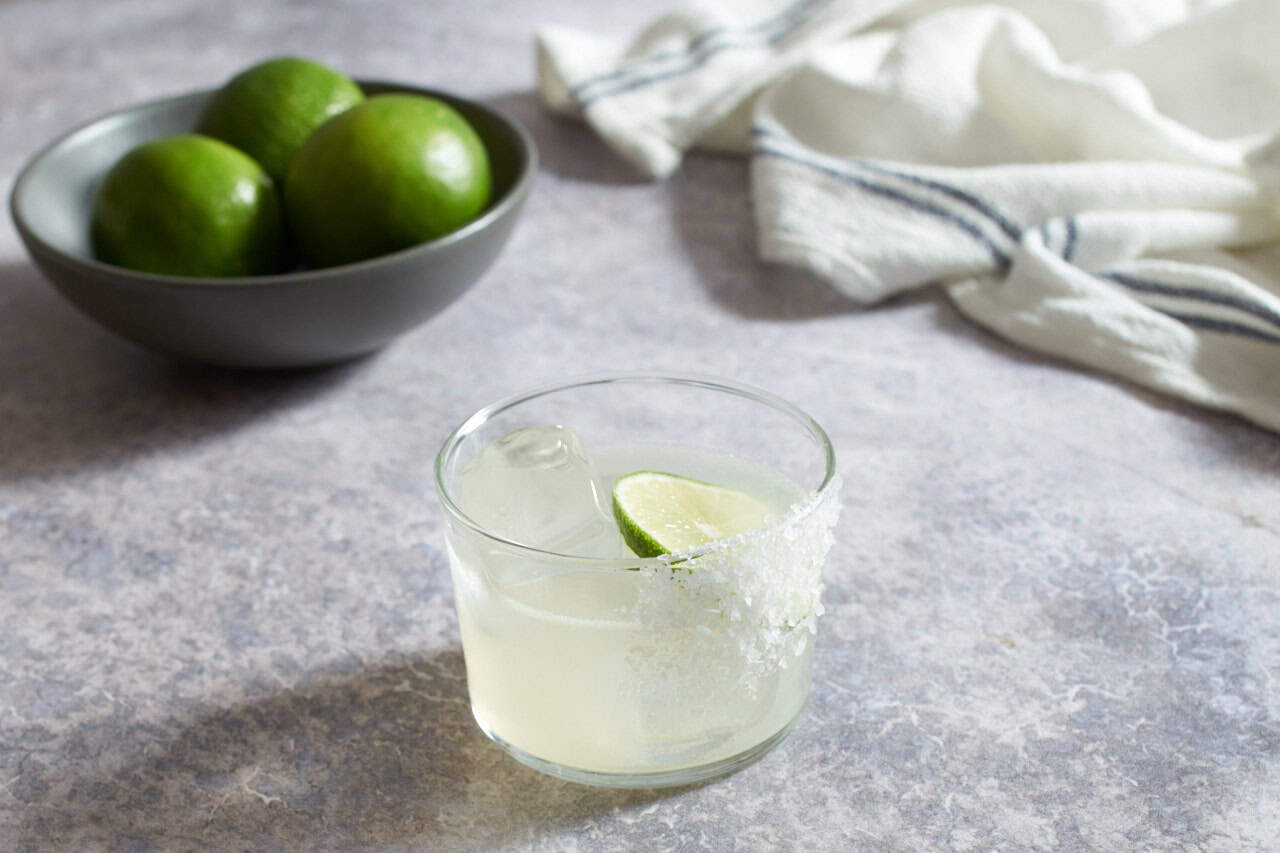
xmin=8 ymin=78 xmax=538 ymax=290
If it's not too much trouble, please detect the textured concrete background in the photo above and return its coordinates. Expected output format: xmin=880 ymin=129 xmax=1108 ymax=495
xmin=2 ymin=1 xmax=1279 ymax=850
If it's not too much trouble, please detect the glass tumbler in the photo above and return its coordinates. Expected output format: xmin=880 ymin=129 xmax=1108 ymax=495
xmin=434 ymin=373 xmax=840 ymax=787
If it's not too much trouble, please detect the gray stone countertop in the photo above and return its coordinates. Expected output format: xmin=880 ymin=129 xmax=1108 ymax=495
xmin=2 ymin=1 xmax=1278 ymax=850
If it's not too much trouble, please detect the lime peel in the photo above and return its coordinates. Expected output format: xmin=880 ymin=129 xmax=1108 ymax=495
xmin=196 ymin=56 xmax=365 ymax=185
xmin=612 ymin=470 xmax=774 ymax=559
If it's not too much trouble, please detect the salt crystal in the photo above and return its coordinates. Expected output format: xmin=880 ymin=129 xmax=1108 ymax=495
xmin=630 ymin=473 xmax=843 ymax=695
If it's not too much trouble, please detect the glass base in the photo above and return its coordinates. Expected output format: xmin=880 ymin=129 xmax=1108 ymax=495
xmin=472 ymin=706 xmax=804 ymax=789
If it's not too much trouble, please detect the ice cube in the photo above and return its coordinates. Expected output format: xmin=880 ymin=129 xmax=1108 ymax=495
xmin=454 ymin=425 xmax=619 ymax=555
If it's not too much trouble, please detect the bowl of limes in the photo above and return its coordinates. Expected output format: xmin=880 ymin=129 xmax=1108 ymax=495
xmin=9 ymin=57 xmax=536 ymax=368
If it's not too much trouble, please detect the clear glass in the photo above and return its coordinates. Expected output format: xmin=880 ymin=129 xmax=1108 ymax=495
xmin=434 ymin=373 xmax=840 ymax=787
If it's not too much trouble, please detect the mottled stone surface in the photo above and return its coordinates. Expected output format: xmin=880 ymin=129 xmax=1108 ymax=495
xmin=2 ymin=1 xmax=1278 ymax=850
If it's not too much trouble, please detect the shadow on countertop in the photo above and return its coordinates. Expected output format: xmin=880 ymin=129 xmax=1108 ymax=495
xmin=16 ymin=649 xmax=679 ymax=849
xmin=487 ymin=88 xmax=863 ymax=321
xmin=484 ymin=91 xmax=647 ymax=188
xmin=0 ymin=260 xmax=376 ymax=483
xmin=669 ymin=150 xmax=867 ymax=322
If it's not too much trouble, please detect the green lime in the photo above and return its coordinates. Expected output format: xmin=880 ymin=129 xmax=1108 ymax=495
xmin=90 ymin=134 xmax=286 ymax=277
xmin=612 ymin=471 xmax=774 ymax=558
xmin=196 ymin=56 xmax=364 ymax=184
xmin=284 ymin=93 xmax=492 ymax=268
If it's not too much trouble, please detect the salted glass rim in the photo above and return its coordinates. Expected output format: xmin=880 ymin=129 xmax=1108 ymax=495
xmin=432 ymin=371 xmax=837 ymax=566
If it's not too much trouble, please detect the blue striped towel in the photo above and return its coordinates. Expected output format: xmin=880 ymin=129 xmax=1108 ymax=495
xmin=539 ymin=0 xmax=1280 ymax=432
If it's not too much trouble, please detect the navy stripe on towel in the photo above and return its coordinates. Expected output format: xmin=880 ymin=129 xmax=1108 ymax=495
xmin=849 ymin=159 xmax=1023 ymax=243
xmin=1062 ymin=216 xmax=1078 ymax=263
xmin=1159 ymin=312 xmax=1280 ymax=346
xmin=754 ymin=139 xmax=1012 ymax=270
xmin=573 ymin=0 xmax=831 ymax=107
xmin=1036 ymin=220 xmax=1053 ymax=252
xmin=1102 ymin=271 xmax=1280 ymax=333
xmin=754 ymin=126 xmax=1024 ymax=243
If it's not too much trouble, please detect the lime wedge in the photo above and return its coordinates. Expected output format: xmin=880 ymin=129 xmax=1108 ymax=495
xmin=612 ymin=471 xmax=773 ymax=558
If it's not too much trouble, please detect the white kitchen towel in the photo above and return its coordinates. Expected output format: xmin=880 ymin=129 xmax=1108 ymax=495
xmin=538 ymin=0 xmax=1280 ymax=432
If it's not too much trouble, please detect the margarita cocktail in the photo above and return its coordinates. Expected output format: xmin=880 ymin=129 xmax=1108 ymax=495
xmin=434 ymin=375 xmax=840 ymax=787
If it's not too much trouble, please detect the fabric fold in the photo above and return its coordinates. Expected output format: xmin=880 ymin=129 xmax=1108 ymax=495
xmin=538 ymin=0 xmax=1280 ymax=431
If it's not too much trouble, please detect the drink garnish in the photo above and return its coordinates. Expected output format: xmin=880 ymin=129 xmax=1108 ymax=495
xmin=611 ymin=471 xmax=773 ymax=558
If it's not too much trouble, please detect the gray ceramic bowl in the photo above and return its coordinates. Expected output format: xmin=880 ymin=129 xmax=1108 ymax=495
xmin=9 ymin=81 xmax=535 ymax=368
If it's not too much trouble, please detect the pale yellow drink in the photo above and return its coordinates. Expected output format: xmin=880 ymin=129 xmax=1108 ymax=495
xmin=447 ymin=443 xmax=824 ymax=776
xmin=434 ymin=375 xmax=839 ymax=788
